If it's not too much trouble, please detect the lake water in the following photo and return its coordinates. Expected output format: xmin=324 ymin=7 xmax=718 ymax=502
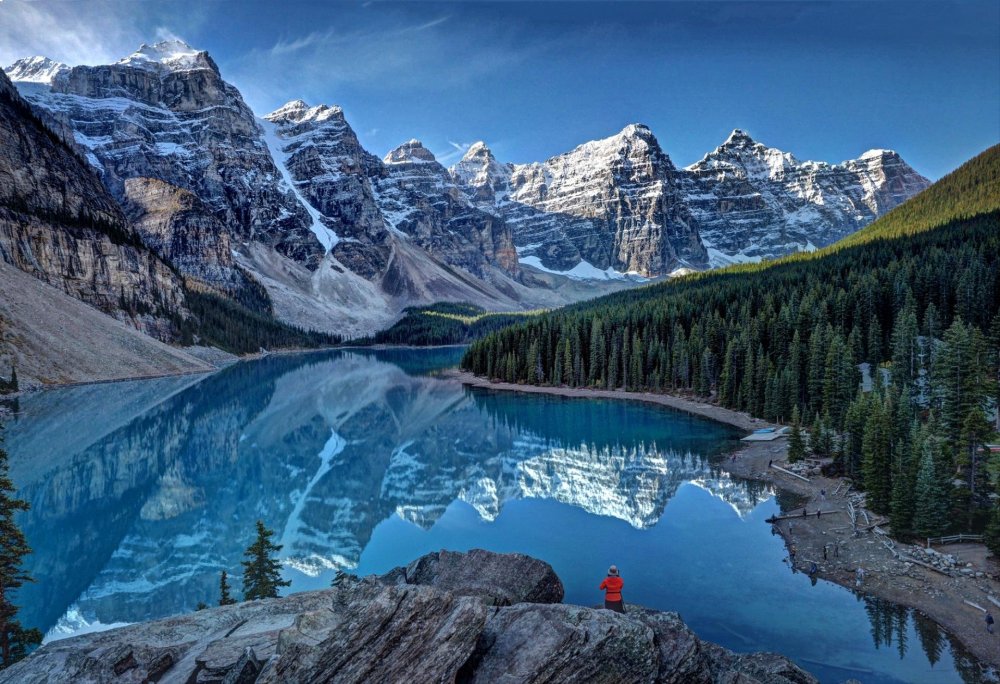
xmin=2 ymin=348 xmax=989 ymax=683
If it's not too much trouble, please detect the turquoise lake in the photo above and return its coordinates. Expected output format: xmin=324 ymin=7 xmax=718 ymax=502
xmin=2 ymin=347 xmax=989 ymax=683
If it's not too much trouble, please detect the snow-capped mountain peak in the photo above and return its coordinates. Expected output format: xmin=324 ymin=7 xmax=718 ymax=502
xmin=722 ymin=128 xmax=755 ymax=146
xmin=691 ymin=129 xmax=800 ymax=180
xmin=4 ymin=56 xmax=69 ymax=84
xmin=462 ymin=141 xmax=495 ymax=162
xmin=683 ymin=131 xmax=930 ymax=267
xmin=858 ymin=148 xmax=897 ymax=161
xmin=384 ymin=139 xmax=437 ymax=164
xmin=116 ymin=40 xmax=213 ymax=73
xmin=265 ymin=99 xmax=344 ymax=125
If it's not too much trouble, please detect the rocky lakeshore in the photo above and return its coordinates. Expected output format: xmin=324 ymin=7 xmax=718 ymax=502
xmin=727 ymin=443 xmax=1000 ymax=674
xmin=0 ymin=550 xmax=815 ymax=684
xmin=454 ymin=373 xmax=1000 ymax=674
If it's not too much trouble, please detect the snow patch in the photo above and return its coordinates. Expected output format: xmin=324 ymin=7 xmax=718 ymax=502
xmin=260 ymin=118 xmax=339 ymax=251
xmin=279 ymin=428 xmax=348 ymax=573
xmin=519 ymin=255 xmax=633 ymax=281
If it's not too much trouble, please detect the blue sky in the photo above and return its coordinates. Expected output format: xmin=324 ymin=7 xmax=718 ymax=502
xmin=1 ymin=1 xmax=997 ymax=179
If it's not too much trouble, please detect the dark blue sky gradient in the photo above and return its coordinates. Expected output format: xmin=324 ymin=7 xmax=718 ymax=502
xmin=1 ymin=1 xmax=997 ymax=178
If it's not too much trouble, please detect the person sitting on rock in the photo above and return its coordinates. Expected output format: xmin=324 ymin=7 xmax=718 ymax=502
xmin=600 ymin=565 xmax=625 ymax=614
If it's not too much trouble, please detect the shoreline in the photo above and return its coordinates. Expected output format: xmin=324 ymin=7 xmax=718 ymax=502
xmin=451 ymin=371 xmax=1000 ymax=671
xmin=16 ymin=343 xmax=468 ymax=392
xmin=447 ymin=370 xmax=770 ymax=432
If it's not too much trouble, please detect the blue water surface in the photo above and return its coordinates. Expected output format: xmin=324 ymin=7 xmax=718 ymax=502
xmin=3 ymin=348 xmax=988 ymax=683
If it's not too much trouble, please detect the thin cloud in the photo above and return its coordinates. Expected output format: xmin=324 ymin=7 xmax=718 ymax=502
xmin=0 ymin=0 xmax=139 ymax=66
xmin=228 ymin=11 xmax=542 ymax=115
xmin=435 ymin=141 xmax=473 ymax=165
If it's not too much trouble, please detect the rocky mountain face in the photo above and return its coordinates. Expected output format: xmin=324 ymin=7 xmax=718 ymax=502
xmin=0 ymin=550 xmax=816 ymax=684
xmin=453 ymin=125 xmax=707 ymax=276
xmin=5 ymin=40 xmax=929 ymax=337
xmin=7 ymin=44 xmax=615 ymax=337
xmin=0 ymin=69 xmax=187 ymax=340
xmin=121 ymin=177 xmax=257 ymax=299
xmin=11 ymin=42 xmax=322 ymax=269
xmin=262 ymin=102 xmax=518 ymax=282
xmin=377 ymin=139 xmax=519 ymax=278
xmin=450 ymin=127 xmax=930 ymax=274
xmin=683 ymin=129 xmax=931 ymax=266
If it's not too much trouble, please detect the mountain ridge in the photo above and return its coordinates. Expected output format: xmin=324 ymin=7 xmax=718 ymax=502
xmin=4 ymin=39 xmax=930 ymax=338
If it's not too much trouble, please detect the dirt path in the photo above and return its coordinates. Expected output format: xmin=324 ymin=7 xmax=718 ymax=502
xmin=451 ymin=372 xmax=1000 ymax=670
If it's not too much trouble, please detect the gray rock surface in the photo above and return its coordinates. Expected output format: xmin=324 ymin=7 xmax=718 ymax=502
xmin=0 ymin=69 xmax=188 ymax=341
xmin=381 ymin=548 xmax=564 ymax=605
xmin=122 ymin=177 xmax=259 ymax=299
xmin=452 ymin=126 xmax=707 ymax=276
xmin=13 ymin=41 xmax=323 ymax=269
xmin=0 ymin=550 xmax=817 ymax=684
xmin=683 ymin=129 xmax=931 ymax=266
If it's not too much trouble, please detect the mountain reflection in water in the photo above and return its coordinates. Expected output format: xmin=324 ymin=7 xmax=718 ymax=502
xmin=3 ymin=348 xmax=989 ymax=684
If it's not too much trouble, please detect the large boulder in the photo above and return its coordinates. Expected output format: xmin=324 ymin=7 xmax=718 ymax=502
xmin=381 ymin=548 xmax=564 ymax=605
xmin=0 ymin=550 xmax=817 ymax=684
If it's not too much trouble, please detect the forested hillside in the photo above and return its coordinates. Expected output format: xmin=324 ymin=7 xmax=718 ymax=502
xmin=371 ymin=303 xmax=541 ymax=346
xmin=463 ymin=145 xmax=1000 ymax=540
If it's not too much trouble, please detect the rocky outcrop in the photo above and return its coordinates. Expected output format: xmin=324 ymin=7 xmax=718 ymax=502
xmin=381 ymin=548 xmax=564 ymax=605
xmin=0 ymin=69 xmax=187 ymax=340
xmin=683 ymin=129 xmax=931 ymax=266
xmin=0 ymin=550 xmax=816 ymax=684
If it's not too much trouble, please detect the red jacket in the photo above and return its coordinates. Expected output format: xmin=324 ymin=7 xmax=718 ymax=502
xmin=600 ymin=576 xmax=623 ymax=601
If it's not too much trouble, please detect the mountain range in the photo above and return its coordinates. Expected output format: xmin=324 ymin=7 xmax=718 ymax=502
xmin=2 ymin=40 xmax=930 ymax=356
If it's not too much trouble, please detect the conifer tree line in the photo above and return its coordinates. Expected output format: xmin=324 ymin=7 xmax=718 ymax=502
xmin=463 ymin=208 xmax=1000 ymax=542
xmin=0 ymin=428 xmax=41 ymax=669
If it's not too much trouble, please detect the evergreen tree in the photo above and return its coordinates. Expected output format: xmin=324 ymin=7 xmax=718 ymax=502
xmin=219 ymin=570 xmax=236 ymax=606
xmin=788 ymin=406 xmax=806 ymax=463
xmin=0 ymin=431 xmax=40 ymax=668
xmin=989 ymin=314 xmax=1000 ymax=432
xmin=861 ymin=398 xmax=893 ymax=514
xmin=891 ymin=303 xmax=919 ymax=388
xmin=912 ymin=433 xmax=951 ymax=538
xmin=958 ymin=407 xmax=993 ymax=523
xmin=241 ymin=520 xmax=290 ymax=601
xmin=331 ymin=569 xmax=350 ymax=588
xmin=889 ymin=422 xmax=919 ymax=538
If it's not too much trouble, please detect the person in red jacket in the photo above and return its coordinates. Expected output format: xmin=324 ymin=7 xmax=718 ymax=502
xmin=599 ymin=565 xmax=625 ymax=613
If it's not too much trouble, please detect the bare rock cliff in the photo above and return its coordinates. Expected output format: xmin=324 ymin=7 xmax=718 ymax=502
xmin=0 ymin=70 xmax=187 ymax=340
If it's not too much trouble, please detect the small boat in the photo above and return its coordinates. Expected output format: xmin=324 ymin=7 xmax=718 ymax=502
xmin=753 ymin=428 xmax=775 ymax=434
